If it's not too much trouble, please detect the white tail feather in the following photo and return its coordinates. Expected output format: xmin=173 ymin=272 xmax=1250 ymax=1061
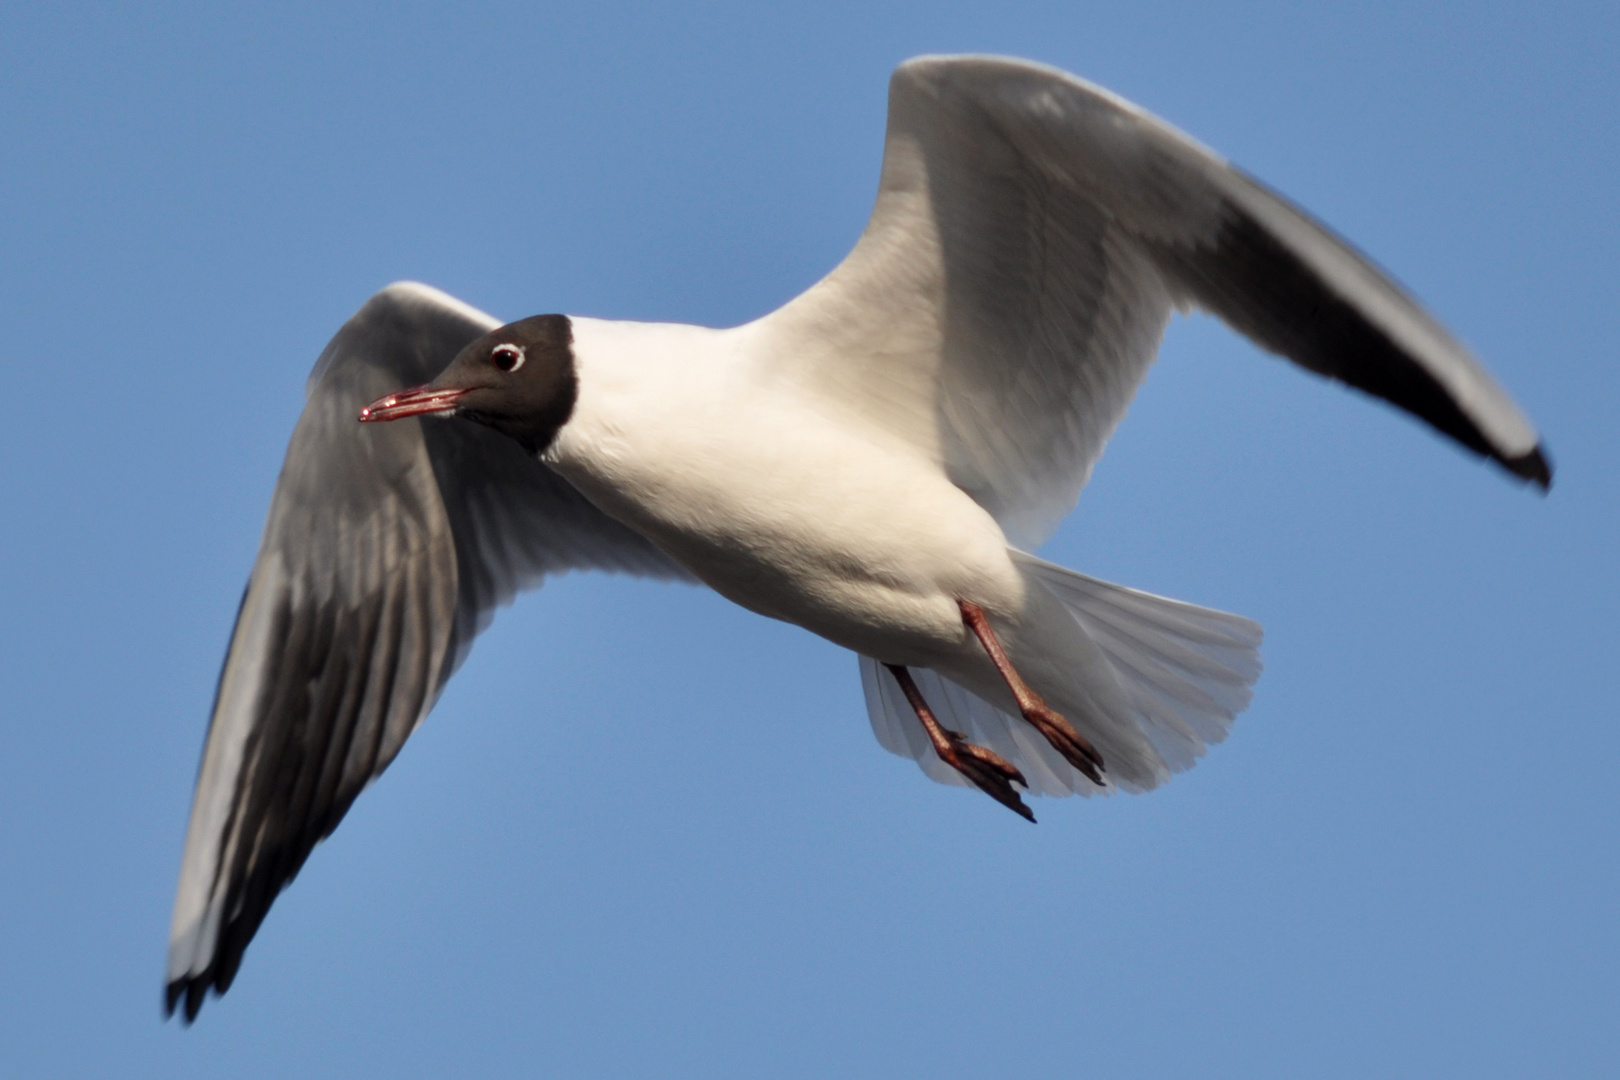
xmin=859 ymin=552 xmax=1262 ymax=798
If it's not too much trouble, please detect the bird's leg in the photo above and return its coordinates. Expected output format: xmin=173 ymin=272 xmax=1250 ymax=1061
xmin=884 ymin=663 xmax=1034 ymax=822
xmin=958 ymin=600 xmax=1106 ymax=786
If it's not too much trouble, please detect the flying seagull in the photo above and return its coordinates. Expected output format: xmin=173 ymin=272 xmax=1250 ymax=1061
xmin=165 ymin=54 xmax=1550 ymax=1022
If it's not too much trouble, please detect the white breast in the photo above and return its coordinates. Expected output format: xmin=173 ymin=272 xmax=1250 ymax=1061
xmin=544 ymin=317 xmax=1026 ymax=665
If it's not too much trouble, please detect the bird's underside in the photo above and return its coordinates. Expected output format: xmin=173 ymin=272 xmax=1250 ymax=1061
xmin=165 ymin=54 xmax=1550 ymax=1022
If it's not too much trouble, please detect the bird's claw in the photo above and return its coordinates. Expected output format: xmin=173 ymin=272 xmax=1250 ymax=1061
xmin=939 ymin=730 xmax=1035 ymax=822
xmin=1023 ymin=705 xmax=1106 ymax=787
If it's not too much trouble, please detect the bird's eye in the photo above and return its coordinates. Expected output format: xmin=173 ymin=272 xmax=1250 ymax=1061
xmin=491 ymin=344 xmax=526 ymax=372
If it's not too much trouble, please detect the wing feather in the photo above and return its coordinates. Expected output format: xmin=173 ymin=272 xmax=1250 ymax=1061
xmin=166 ymin=283 xmax=687 ymax=1020
xmin=758 ymin=55 xmax=1549 ymax=551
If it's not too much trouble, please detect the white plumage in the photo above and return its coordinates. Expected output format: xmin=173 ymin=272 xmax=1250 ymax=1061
xmin=164 ymin=55 xmax=1549 ymax=1021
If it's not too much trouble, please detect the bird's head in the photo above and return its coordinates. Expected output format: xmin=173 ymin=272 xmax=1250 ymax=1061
xmin=359 ymin=314 xmax=577 ymax=455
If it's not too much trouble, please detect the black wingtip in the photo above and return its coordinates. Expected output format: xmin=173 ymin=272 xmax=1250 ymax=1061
xmin=163 ymin=977 xmax=205 ymax=1025
xmin=186 ymin=978 xmax=207 ymax=1023
xmin=1505 ymin=443 xmax=1554 ymax=492
xmin=163 ymin=975 xmax=211 ymax=1024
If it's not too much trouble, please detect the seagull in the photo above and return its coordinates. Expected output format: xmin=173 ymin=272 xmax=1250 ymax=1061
xmin=164 ymin=54 xmax=1550 ymax=1021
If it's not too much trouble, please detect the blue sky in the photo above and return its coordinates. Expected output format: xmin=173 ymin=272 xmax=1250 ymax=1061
xmin=2 ymin=2 xmax=1616 ymax=1076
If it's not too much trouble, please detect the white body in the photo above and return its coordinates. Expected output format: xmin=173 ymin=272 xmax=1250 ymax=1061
xmin=549 ymin=318 xmax=1188 ymax=788
xmin=550 ymin=318 xmax=1022 ymax=664
xmin=164 ymin=55 xmax=1547 ymax=1020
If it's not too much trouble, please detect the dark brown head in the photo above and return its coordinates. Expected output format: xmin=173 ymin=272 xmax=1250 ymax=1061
xmin=359 ymin=314 xmax=577 ymax=455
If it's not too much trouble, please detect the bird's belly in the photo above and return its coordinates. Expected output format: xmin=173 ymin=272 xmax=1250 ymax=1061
xmin=548 ymin=422 xmax=1024 ymax=666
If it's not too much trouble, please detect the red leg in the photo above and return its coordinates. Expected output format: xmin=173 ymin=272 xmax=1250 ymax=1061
xmin=959 ymin=600 xmax=1106 ymax=786
xmin=884 ymin=664 xmax=1035 ymax=822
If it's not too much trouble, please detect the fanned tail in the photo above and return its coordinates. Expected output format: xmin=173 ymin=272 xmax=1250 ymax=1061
xmin=1012 ymin=552 xmax=1263 ymax=776
xmin=859 ymin=552 xmax=1262 ymax=799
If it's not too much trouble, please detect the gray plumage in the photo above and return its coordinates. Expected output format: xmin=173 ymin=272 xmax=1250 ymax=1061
xmin=165 ymin=285 xmax=687 ymax=1021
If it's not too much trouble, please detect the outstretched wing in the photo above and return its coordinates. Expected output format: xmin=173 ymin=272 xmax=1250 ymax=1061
xmin=756 ymin=55 xmax=1550 ymax=549
xmin=166 ymin=282 xmax=688 ymax=1021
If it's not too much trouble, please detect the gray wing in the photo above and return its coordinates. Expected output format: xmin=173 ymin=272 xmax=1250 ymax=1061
xmin=165 ymin=282 xmax=688 ymax=1022
xmin=756 ymin=55 xmax=1550 ymax=549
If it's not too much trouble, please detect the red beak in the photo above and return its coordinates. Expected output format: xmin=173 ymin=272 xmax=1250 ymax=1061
xmin=358 ymin=385 xmax=471 ymax=422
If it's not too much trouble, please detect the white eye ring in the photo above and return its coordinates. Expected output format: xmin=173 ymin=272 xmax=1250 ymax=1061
xmin=491 ymin=344 xmax=526 ymax=373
